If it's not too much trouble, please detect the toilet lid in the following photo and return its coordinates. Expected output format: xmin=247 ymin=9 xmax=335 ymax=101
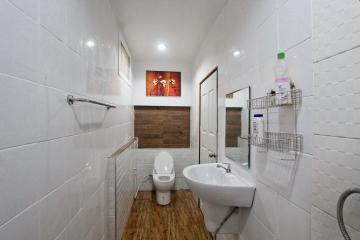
xmin=154 ymin=151 xmax=174 ymax=174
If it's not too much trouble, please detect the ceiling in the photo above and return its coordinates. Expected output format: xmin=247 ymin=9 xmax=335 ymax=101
xmin=110 ymin=0 xmax=228 ymax=62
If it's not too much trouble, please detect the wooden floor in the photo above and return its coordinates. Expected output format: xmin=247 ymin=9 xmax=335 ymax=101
xmin=121 ymin=190 xmax=213 ymax=240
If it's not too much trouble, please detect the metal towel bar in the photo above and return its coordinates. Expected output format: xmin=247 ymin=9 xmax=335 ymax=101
xmin=337 ymin=188 xmax=360 ymax=240
xmin=67 ymin=95 xmax=116 ymax=109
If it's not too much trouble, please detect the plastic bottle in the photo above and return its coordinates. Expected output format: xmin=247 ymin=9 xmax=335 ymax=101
xmin=253 ymin=114 xmax=264 ymax=139
xmin=274 ymin=52 xmax=292 ymax=105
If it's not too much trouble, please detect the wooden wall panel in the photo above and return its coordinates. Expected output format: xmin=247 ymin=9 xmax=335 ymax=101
xmin=134 ymin=106 xmax=190 ymax=148
xmin=225 ymin=108 xmax=242 ymax=147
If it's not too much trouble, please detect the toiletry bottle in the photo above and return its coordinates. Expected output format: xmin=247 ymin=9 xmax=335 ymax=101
xmin=253 ymin=114 xmax=264 ymax=140
xmin=274 ymin=52 xmax=292 ymax=105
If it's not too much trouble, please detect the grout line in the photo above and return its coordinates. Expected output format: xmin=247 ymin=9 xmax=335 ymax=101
xmin=0 ymin=72 xmax=130 ymax=108
xmin=0 ymin=164 xmax=105 ymax=230
xmin=314 ymin=133 xmax=360 ymax=141
xmin=0 ymin=121 xmax=132 ymax=152
xmin=6 ymin=0 xmax=81 ymax=58
xmin=285 ymin=36 xmax=312 ymax=52
xmin=252 ymin=211 xmax=275 ymax=237
xmin=6 ymin=0 xmax=37 ymax=22
xmin=314 ymin=44 xmax=360 ymax=63
xmin=311 ymin=206 xmax=360 ymax=234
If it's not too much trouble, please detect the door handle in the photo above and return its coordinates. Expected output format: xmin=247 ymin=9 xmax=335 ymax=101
xmin=209 ymin=153 xmax=217 ymax=158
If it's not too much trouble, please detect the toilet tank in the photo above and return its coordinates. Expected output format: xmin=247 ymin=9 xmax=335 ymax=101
xmin=154 ymin=151 xmax=174 ymax=174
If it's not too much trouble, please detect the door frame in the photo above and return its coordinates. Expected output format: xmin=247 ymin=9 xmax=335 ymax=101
xmin=198 ymin=67 xmax=218 ymax=164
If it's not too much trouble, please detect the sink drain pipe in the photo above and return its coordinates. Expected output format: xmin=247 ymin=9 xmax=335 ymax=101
xmin=213 ymin=207 xmax=239 ymax=240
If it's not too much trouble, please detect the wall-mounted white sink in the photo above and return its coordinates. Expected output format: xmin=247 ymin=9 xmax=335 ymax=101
xmin=183 ymin=163 xmax=255 ymax=207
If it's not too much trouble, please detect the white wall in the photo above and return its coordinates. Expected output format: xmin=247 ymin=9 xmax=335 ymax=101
xmin=192 ymin=0 xmax=360 ymax=240
xmin=0 ymin=1 xmax=133 ymax=240
xmin=192 ymin=0 xmax=313 ymax=239
xmin=312 ymin=0 xmax=360 ymax=238
xmin=132 ymin=60 xmax=193 ymax=106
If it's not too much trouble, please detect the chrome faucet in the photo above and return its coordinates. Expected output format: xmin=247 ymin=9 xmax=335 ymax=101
xmin=217 ymin=163 xmax=231 ymax=173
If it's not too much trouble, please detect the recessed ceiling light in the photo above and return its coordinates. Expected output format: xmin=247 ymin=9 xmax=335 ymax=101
xmin=158 ymin=43 xmax=167 ymax=51
xmin=233 ymin=50 xmax=241 ymax=57
xmin=86 ymin=40 xmax=95 ymax=48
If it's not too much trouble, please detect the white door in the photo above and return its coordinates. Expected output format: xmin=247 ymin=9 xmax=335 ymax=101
xmin=200 ymin=70 xmax=218 ymax=164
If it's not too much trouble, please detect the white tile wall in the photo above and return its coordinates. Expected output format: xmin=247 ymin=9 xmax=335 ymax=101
xmin=191 ymin=0 xmax=315 ymax=239
xmin=0 ymin=1 xmax=133 ymax=240
xmin=313 ymin=0 xmax=360 ymax=62
xmin=311 ymin=206 xmax=360 ymax=240
xmin=314 ymin=46 xmax=360 ymax=139
xmin=278 ymin=0 xmax=312 ymax=51
xmin=313 ymin=134 xmax=360 ymax=231
xmin=192 ymin=0 xmax=360 ymax=238
xmin=312 ymin=0 xmax=360 ymax=237
xmin=114 ymin=147 xmax=137 ymax=238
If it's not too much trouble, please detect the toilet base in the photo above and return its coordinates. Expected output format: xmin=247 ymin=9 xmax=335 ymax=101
xmin=156 ymin=191 xmax=171 ymax=205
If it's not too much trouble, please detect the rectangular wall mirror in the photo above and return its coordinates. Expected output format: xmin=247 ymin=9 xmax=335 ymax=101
xmin=225 ymin=87 xmax=250 ymax=168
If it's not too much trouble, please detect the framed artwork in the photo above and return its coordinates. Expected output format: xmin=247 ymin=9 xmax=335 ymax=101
xmin=146 ymin=70 xmax=181 ymax=96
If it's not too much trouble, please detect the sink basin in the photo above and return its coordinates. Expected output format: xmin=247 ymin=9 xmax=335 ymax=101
xmin=183 ymin=163 xmax=255 ymax=207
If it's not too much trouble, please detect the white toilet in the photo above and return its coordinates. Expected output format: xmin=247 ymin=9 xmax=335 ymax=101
xmin=153 ymin=151 xmax=175 ymax=205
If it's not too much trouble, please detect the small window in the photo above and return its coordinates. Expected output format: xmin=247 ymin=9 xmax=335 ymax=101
xmin=119 ymin=41 xmax=130 ymax=81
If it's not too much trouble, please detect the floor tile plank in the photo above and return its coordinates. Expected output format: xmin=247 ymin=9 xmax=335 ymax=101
xmin=121 ymin=190 xmax=213 ymax=240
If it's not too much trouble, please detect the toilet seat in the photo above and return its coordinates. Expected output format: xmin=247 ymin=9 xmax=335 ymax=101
xmin=153 ymin=173 xmax=175 ymax=182
xmin=154 ymin=151 xmax=174 ymax=174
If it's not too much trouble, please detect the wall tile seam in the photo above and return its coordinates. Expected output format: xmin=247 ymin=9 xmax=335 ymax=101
xmin=311 ymin=205 xmax=360 ymax=234
xmin=0 ymin=163 xmax=106 ymax=230
xmin=313 ymin=133 xmax=360 ymax=141
xmin=54 ymin=225 xmax=67 ymax=240
xmin=254 ymin=181 xmax=312 ymax=215
xmin=252 ymin=210 xmax=275 ymax=236
xmin=56 ymin=181 xmax=106 ymax=239
xmin=0 ymin=120 xmax=132 ymax=153
xmin=255 ymin=156 xmax=313 ymax=212
xmin=255 ymin=6 xmax=278 ymax=29
xmin=282 ymin=36 xmax=312 ymax=53
xmin=314 ymin=80 xmax=360 ymax=88
xmin=312 ymin=156 xmax=359 ymax=168
xmin=0 ymin=72 xmax=129 ymax=109
xmin=274 ymin=198 xmax=311 ymax=239
xmin=313 ymin=44 xmax=360 ymax=64
xmin=6 ymin=0 xmax=38 ymax=23
xmin=39 ymin=22 xmax=76 ymax=55
xmin=6 ymin=0 xmax=83 ymax=58
xmin=256 ymin=20 xmax=313 ymax=67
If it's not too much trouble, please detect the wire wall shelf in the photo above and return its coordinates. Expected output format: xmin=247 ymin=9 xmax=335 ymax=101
xmin=250 ymin=132 xmax=303 ymax=153
xmin=248 ymin=89 xmax=302 ymax=109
